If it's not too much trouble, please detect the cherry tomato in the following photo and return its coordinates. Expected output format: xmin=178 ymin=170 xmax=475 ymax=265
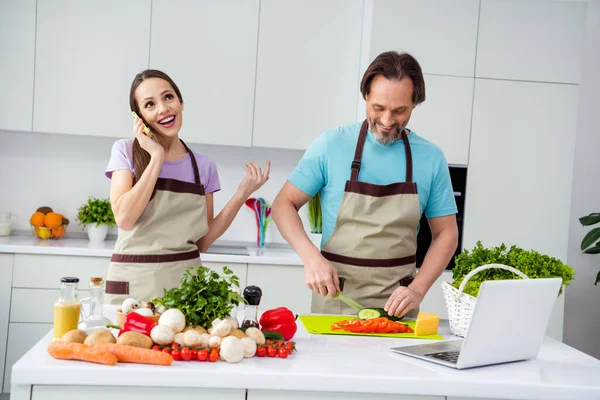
xmin=284 ymin=342 xmax=295 ymax=353
xmin=278 ymin=347 xmax=289 ymax=358
xmin=197 ymin=348 xmax=208 ymax=361
xmin=152 ymin=345 xmax=162 ymax=351
xmin=162 ymin=347 xmax=171 ymax=355
xmin=171 ymin=349 xmax=182 ymax=361
xmin=171 ymin=342 xmax=180 ymax=350
xmin=256 ymin=346 xmax=266 ymax=357
xmin=180 ymin=347 xmax=192 ymax=361
xmin=267 ymin=346 xmax=277 ymax=357
xmin=191 ymin=349 xmax=198 ymax=361
xmin=209 ymin=348 xmax=219 ymax=362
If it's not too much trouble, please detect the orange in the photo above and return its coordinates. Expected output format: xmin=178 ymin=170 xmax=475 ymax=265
xmin=30 ymin=212 xmax=46 ymax=227
xmin=51 ymin=225 xmax=66 ymax=239
xmin=44 ymin=212 xmax=63 ymax=229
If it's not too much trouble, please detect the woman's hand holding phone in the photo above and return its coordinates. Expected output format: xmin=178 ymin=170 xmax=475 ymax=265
xmin=132 ymin=113 xmax=164 ymax=160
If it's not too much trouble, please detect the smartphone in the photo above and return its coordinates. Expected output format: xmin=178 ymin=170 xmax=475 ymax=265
xmin=131 ymin=111 xmax=153 ymax=139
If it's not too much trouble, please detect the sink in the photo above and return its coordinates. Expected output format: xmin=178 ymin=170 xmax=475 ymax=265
xmin=204 ymin=244 xmax=249 ymax=256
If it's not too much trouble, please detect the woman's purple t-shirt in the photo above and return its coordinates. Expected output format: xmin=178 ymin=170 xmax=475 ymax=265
xmin=105 ymin=139 xmax=220 ymax=194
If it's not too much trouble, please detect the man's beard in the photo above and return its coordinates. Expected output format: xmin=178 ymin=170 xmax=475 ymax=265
xmin=368 ymin=118 xmax=407 ymax=146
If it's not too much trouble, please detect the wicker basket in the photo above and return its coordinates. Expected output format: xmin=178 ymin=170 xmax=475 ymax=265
xmin=441 ymin=263 xmax=529 ymax=337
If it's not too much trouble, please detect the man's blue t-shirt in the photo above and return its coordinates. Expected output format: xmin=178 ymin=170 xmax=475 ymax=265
xmin=288 ymin=121 xmax=458 ymax=246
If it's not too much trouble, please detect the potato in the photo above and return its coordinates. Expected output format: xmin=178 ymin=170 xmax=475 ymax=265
xmin=84 ymin=329 xmax=116 ymax=346
xmin=228 ymin=329 xmax=247 ymax=340
xmin=117 ymin=331 xmax=153 ymax=349
xmin=61 ymin=329 xmax=88 ymax=344
xmin=183 ymin=325 xmax=207 ymax=335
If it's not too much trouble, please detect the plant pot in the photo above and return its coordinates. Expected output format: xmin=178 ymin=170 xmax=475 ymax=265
xmin=309 ymin=232 xmax=322 ymax=249
xmin=86 ymin=224 xmax=108 ymax=243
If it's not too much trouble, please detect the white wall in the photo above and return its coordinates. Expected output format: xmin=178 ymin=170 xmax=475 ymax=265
xmin=564 ymin=0 xmax=600 ymax=360
xmin=0 ymin=129 xmax=307 ymax=245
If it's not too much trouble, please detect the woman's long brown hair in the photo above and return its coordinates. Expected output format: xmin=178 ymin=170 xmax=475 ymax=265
xmin=129 ymin=70 xmax=184 ymax=192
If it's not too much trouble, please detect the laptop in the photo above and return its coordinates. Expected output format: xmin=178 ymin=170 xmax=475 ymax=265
xmin=390 ymin=277 xmax=562 ymax=369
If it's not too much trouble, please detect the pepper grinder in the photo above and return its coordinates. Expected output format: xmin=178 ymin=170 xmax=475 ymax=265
xmin=241 ymin=285 xmax=262 ymax=330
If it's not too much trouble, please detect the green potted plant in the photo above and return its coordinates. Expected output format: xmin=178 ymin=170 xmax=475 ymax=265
xmin=579 ymin=212 xmax=600 ymax=285
xmin=307 ymin=192 xmax=323 ymax=248
xmin=76 ymin=196 xmax=116 ymax=243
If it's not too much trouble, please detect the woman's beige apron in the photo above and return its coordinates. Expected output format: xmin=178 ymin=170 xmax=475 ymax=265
xmin=312 ymin=120 xmax=421 ymax=318
xmin=105 ymin=140 xmax=208 ymax=305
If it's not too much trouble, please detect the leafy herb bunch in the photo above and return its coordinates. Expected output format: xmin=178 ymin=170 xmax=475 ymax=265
xmin=152 ymin=266 xmax=246 ymax=328
xmin=75 ymin=196 xmax=115 ymax=228
xmin=452 ymin=241 xmax=575 ymax=297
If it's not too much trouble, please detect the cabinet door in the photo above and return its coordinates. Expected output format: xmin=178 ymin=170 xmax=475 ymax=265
xmin=0 ymin=255 xmax=14 ymax=393
xmin=463 ymin=79 xmax=579 ymax=262
xmin=0 ymin=0 xmax=35 ymax=131
xmin=369 ymin=0 xmax=479 ymax=77
xmin=33 ymin=0 xmax=151 ymax=137
xmin=149 ymin=0 xmax=259 ymax=147
xmin=252 ymin=0 xmax=363 ymax=150
xmin=246 ymin=264 xmax=311 ymax=315
xmin=476 ymin=0 xmax=587 ymax=83
xmin=248 ymin=390 xmax=442 ymax=400
xmin=407 ymin=75 xmax=473 ymax=166
xmin=10 ymin=288 xmax=90 ymax=324
xmin=3 ymin=323 xmax=51 ymax=393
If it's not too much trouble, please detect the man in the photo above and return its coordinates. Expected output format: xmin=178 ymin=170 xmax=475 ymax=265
xmin=272 ymin=51 xmax=458 ymax=318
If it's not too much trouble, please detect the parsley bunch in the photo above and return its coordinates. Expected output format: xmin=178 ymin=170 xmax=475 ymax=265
xmin=452 ymin=241 xmax=575 ymax=297
xmin=152 ymin=266 xmax=246 ymax=328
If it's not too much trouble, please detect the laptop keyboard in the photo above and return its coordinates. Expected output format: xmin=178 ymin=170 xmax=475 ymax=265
xmin=425 ymin=351 xmax=460 ymax=364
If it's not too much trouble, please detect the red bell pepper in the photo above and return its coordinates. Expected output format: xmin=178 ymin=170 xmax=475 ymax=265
xmin=259 ymin=307 xmax=297 ymax=341
xmin=118 ymin=312 xmax=157 ymax=337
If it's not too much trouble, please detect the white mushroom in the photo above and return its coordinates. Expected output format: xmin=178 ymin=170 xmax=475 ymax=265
xmin=158 ymin=308 xmax=186 ymax=333
xmin=210 ymin=319 xmax=232 ymax=337
xmin=219 ymin=336 xmax=244 ymax=363
xmin=133 ymin=308 xmax=154 ymax=317
xmin=245 ymin=327 xmax=265 ymax=345
xmin=223 ymin=317 xmax=239 ymax=330
xmin=121 ymin=298 xmax=139 ymax=314
xmin=150 ymin=325 xmax=174 ymax=346
xmin=199 ymin=333 xmax=211 ymax=348
xmin=241 ymin=337 xmax=257 ymax=358
xmin=183 ymin=330 xmax=203 ymax=348
xmin=173 ymin=332 xmax=185 ymax=346
xmin=208 ymin=335 xmax=222 ymax=348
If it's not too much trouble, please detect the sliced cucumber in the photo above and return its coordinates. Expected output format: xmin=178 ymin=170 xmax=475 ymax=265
xmin=357 ymin=308 xmax=381 ymax=320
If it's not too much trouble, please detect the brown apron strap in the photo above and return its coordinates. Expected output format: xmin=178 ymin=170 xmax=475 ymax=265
xmin=180 ymin=139 xmax=201 ymax=186
xmin=349 ymin=120 xmax=414 ymax=183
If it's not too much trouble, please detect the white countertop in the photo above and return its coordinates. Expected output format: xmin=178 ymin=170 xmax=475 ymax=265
xmin=11 ymin=311 xmax=600 ymax=399
xmin=0 ymin=234 xmax=303 ymax=266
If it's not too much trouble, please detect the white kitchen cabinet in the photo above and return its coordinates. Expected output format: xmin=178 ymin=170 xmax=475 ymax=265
xmin=476 ymin=0 xmax=587 ymax=84
xmin=420 ymin=270 xmax=452 ymax=320
xmin=13 ymin=254 xmax=110 ymax=289
xmin=149 ymin=0 xmax=259 ymax=147
xmin=252 ymin=0 xmax=364 ymax=150
xmin=369 ymin=0 xmax=480 ymax=77
xmin=246 ymin=264 xmax=311 ymax=315
xmin=407 ymin=75 xmax=474 ymax=166
xmin=31 ymin=386 xmax=245 ymax=400
xmin=33 ymin=0 xmax=151 ymax=137
xmin=463 ymin=79 xmax=579 ymax=264
xmin=0 ymin=255 xmax=13 ymax=394
xmin=0 ymin=0 xmax=36 ymax=132
xmin=248 ymin=390 xmax=442 ymax=400
xmin=3 ymin=323 xmax=51 ymax=393
xmin=10 ymin=288 xmax=90 ymax=324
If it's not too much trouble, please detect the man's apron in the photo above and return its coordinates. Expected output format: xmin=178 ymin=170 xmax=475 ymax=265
xmin=312 ymin=120 xmax=421 ymax=318
xmin=105 ymin=140 xmax=208 ymax=305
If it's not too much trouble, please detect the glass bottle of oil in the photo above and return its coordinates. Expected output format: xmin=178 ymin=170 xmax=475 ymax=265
xmin=53 ymin=277 xmax=81 ymax=340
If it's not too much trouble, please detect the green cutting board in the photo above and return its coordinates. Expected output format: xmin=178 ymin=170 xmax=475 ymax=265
xmin=299 ymin=315 xmax=444 ymax=340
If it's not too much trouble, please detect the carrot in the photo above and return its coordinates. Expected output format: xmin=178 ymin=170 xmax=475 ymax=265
xmin=95 ymin=343 xmax=173 ymax=366
xmin=47 ymin=341 xmax=117 ymax=366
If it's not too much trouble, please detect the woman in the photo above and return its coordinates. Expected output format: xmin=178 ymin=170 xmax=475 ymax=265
xmin=104 ymin=69 xmax=270 ymax=304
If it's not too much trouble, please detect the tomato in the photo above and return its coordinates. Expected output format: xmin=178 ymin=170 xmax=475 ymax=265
xmin=162 ymin=347 xmax=171 ymax=355
xmin=171 ymin=349 xmax=182 ymax=361
xmin=277 ymin=347 xmax=289 ymax=358
xmin=209 ymin=348 xmax=219 ymax=362
xmin=267 ymin=346 xmax=277 ymax=357
xmin=197 ymin=348 xmax=208 ymax=361
xmin=256 ymin=346 xmax=266 ymax=357
xmin=284 ymin=342 xmax=295 ymax=353
xmin=190 ymin=349 xmax=198 ymax=361
xmin=152 ymin=345 xmax=162 ymax=351
xmin=180 ymin=347 xmax=192 ymax=361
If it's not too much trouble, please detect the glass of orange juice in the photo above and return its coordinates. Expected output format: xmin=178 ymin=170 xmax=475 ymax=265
xmin=53 ymin=277 xmax=81 ymax=340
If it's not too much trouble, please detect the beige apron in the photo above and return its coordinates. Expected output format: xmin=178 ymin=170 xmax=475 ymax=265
xmin=312 ymin=120 xmax=421 ymax=317
xmin=105 ymin=140 xmax=208 ymax=305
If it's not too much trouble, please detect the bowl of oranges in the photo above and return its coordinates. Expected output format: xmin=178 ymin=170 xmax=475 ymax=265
xmin=30 ymin=206 xmax=69 ymax=240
